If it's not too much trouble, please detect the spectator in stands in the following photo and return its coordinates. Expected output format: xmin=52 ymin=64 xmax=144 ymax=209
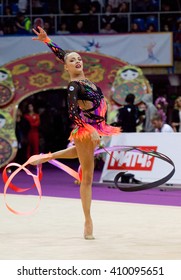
xmin=146 ymin=23 xmax=156 ymax=32
xmin=71 ymin=3 xmax=83 ymax=31
xmin=140 ymin=94 xmax=158 ymax=132
xmin=151 ymin=113 xmax=174 ymax=132
xmin=108 ymin=0 xmax=123 ymax=12
xmin=89 ymin=0 xmax=101 ymax=12
xmin=100 ymin=22 xmax=117 ymax=33
xmin=118 ymin=2 xmax=129 ymax=13
xmin=33 ymin=17 xmax=44 ymax=31
xmin=101 ymin=4 xmax=116 ymax=27
xmin=115 ymin=2 xmax=129 ymax=32
xmin=56 ymin=23 xmax=70 ymax=35
xmin=15 ymin=12 xmax=31 ymax=34
xmin=73 ymin=20 xmax=87 ymax=34
xmin=24 ymin=103 xmax=40 ymax=159
xmin=161 ymin=2 xmax=171 ymax=11
xmin=88 ymin=3 xmax=99 ymax=33
xmin=43 ymin=21 xmax=54 ymax=35
xmin=129 ymin=22 xmax=142 ymax=32
xmin=72 ymin=3 xmax=82 ymax=14
xmin=154 ymin=96 xmax=168 ymax=123
xmin=162 ymin=23 xmax=170 ymax=32
xmin=171 ymin=96 xmax=181 ymax=132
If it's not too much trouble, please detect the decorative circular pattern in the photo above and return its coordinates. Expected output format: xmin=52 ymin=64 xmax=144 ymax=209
xmin=0 ymin=137 xmax=12 ymax=166
xmin=0 ymin=84 xmax=14 ymax=107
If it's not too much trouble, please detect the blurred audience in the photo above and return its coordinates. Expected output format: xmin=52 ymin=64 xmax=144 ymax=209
xmin=140 ymin=94 xmax=158 ymax=132
xmin=15 ymin=12 xmax=31 ymax=34
xmin=56 ymin=22 xmax=70 ymax=35
xmin=171 ymin=96 xmax=181 ymax=132
xmin=0 ymin=0 xmax=180 ymax=37
xmin=151 ymin=113 xmax=174 ymax=132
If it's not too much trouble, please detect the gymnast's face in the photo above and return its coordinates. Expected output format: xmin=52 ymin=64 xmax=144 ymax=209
xmin=64 ymin=52 xmax=83 ymax=75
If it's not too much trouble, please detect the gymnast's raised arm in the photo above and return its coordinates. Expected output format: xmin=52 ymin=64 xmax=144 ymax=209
xmin=32 ymin=26 xmax=66 ymax=63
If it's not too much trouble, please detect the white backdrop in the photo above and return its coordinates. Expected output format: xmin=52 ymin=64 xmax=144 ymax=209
xmin=100 ymin=133 xmax=181 ymax=185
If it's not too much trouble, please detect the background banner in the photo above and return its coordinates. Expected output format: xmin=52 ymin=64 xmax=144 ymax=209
xmin=100 ymin=133 xmax=181 ymax=185
xmin=0 ymin=33 xmax=172 ymax=67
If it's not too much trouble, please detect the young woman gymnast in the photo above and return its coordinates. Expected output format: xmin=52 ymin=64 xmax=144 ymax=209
xmin=30 ymin=26 xmax=120 ymax=239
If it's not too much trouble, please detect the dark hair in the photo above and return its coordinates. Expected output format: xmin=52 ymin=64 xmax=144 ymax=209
xmin=125 ymin=93 xmax=135 ymax=104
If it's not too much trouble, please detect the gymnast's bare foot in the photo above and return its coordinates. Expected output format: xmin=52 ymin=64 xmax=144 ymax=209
xmin=29 ymin=153 xmax=52 ymax=165
xmin=84 ymin=219 xmax=95 ymax=240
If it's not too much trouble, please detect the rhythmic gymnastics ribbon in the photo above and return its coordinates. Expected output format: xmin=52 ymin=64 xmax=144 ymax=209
xmin=2 ymin=146 xmax=175 ymax=215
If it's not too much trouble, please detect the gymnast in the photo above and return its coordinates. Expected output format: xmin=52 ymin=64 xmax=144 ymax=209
xmin=30 ymin=26 xmax=120 ymax=240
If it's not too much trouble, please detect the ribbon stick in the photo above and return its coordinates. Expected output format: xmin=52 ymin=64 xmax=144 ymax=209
xmin=2 ymin=146 xmax=175 ymax=214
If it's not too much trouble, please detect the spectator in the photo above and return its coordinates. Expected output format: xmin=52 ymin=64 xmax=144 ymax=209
xmin=15 ymin=12 xmax=31 ymax=34
xmin=24 ymin=103 xmax=40 ymax=158
xmin=146 ymin=23 xmax=156 ymax=32
xmin=56 ymin=23 xmax=70 ymax=35
xmin=89 ymin=0 xmax=101 ymax=12
xmin=88 ymin=3 xmax=99 ymax=33
xmin=129 ymin=22 xmax=142 ymax=32
xmin=117 ymin=93 xmax=140 ymax=132
xmin=162 ymin=23 xmax=170 ymax=32
xmin=106 ymin=99 xmax=120 ymax=125
xmin=161 ymin=2 xmax=171 ymax=11
xmin=140 ymin=94 xmax=158 ymax=132
xmin=43 ymin=21 xmax=54 ymax=35
xmin=100 ymin=22 xmax=117 ymax=33
xmin=33 ymin=17 xmax=44 ymax=31
xmin=118 ymin=2 xmax=129 ymax=13
xmin=116 ymin=2 xmax=129 ymax=32
xmin=101 ymin=4 xmax=116 ymax=28
xmin=108 ymin=0 xmax=122 ymax=12
xmin=72 ymin=20 xmax=87 ymax=34
xmin=151 ymin=113 xmax=174 ymax=132
xmin=72 ymin=3 xmax=81 ymax=14
xmin=154 ymin=96 xmax=168 ymax=123
xmin=171 ymin=96 xmax=181 ymax=132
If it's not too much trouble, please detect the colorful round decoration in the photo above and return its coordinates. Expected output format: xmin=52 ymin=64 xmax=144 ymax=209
xmin=0 ymin=84 xmax=14 ymax=107
xmin=0 ymin=137 xmax=12 ymax=167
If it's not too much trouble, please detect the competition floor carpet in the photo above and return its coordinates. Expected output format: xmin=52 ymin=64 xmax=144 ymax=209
xmin=0 ymin=162 xmax=181 ymax=260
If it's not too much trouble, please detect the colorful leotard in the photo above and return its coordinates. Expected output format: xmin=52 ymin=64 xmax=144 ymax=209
xmin=45 ymin=39 xmax=120 ymax=140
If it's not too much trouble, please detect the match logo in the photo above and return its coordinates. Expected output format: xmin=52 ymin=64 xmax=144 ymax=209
xmin=107 ymin=146 xmax=157 ymax=171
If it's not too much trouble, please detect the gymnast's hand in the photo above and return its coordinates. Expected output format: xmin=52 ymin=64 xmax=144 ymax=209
xmin=32 ymin=26 xmax=48 ymax=42
xmin=91 ymin=130 xmax=101 ymax=147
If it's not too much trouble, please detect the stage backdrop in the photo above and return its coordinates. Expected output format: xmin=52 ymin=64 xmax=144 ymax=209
xmin=100 ymin=133 xmax=181 ymax=185
xmin=0 ymin=52 xmax=127 ymax=167
xmin=0 ymin=33 xmax=173 ymax=67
